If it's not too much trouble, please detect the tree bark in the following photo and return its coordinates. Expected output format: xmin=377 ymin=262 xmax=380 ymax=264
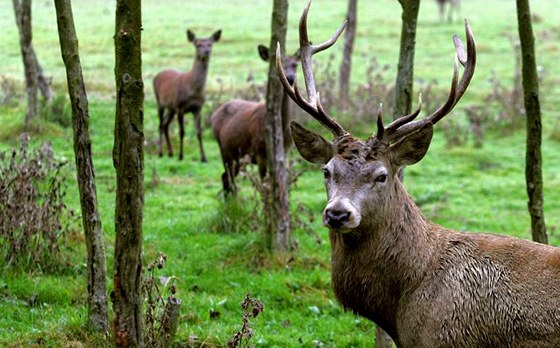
xmin=13 ymin=0 xmax=38 ymax=129
xmin=338 ymin=0 xmax=357 ymax=110
xmin=54 ymin=0 xmax=109 ymax=333
xmin=516 ymin=0 xmax=547 ymax=244
xmin=112 ymin=0 xmax=145 ymax=346
xmin=393 ymin=0 xmax=420 ymax=118
xmin=264 ymin=0 xmax=291 ymax=252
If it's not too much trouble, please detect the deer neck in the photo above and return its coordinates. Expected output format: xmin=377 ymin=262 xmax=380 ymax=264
xmin=189 ymin=57 xmax=210 ymax=95
xmin=329 ymin=179 xmax=438 ymax=334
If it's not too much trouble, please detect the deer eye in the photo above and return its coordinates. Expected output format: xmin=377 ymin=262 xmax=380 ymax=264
xmin=322 ymin=167 xmax=331 ymax=179
xmin=376 ymin=174 xmax=387 ymax=183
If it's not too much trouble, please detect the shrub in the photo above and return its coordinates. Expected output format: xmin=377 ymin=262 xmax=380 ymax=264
xmin=0 ymin=133 xmax=72 ymax=273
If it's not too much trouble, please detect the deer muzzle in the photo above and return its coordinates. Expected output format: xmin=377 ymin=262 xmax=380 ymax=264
xmin=323 ymin=198 xmax=361 ymax=231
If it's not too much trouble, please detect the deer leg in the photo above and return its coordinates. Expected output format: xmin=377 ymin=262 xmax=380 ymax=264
xmin=163 ymin=109 xmax=175 ymax=157
xmin=194 ymin=110 xmax=207 ymax=163
xmin=178 ymin=110 xmax=185 ymax=161
xmin=222 ymin=160 xmax=237 ymax=196
xmin=157 ymin=106 xmax=165 ymax=157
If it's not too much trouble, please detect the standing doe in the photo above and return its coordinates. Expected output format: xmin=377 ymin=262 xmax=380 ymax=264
xmin=153 ymin=29 xmax=221 ymax=162
xmin=436 ymin=0 xmax=461 ymax=23
xmin=278 ymin=2 xmax=560 ymax=347
xmin=210 ymin=45 xmax=299 ymax=194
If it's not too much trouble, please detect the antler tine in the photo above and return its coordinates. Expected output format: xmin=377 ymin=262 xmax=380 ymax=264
xmin=375 ymin=103 xmax=385 ymax=140
xmin=384 ymin=93 xmax=423 ymax=134
xmin=299 ymin=0 xmax=347 ymax=105
xmin=276 ymin=0 xmax=348 ymax=137
xmin=384 ymin=19 xmax=476 ymax=143
xmin=425 ymin=18 xmax=476 ymax=125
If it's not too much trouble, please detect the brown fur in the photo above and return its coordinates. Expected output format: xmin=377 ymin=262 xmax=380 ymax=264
xmin=291 ymin=112 xmax=560 ymax=348
xmin=210 ymin=46 xmax=298 ymax=194
xmin=153 ymin=29 xmax=221 ymax=162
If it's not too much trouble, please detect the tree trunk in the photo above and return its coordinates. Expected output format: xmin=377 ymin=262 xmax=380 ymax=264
xmin=393 ymin=0 xmax=420 ymax=118
xmin=338 ymin=0 xmax=357 ymax=110
xmin=54 ymin=0 xmax=109 ymax=333
xmin=13 ymin=0 xmax=38 ymax=129
xmin=264 ymin=0 xmax=291 ymax=252
xmin=112 ymin=0 xmax=145 ymax=346
xmin=516 ymin=0 xmax=547 ymax=244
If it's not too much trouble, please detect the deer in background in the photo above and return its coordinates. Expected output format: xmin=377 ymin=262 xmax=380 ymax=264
xmin=278 ymin=2 xmax=560 ymax=347
xmin=210 ymin=45 xmax=299 ymax=195
xmin=153 ymin=29 xmax=221 ymax=162
xmin=437 ymin=0 xmax=461 ymax=23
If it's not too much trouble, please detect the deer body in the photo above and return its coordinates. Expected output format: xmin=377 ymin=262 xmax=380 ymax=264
xmin=279 ymin=2 xmax=560 ymax=346
xmin=329 ymin=178 xmax=560 ymax=347
xmin=153 ymin=29 xmax=221 ymax=162
xmin=211 ymin=45 xmax=297 ymax=194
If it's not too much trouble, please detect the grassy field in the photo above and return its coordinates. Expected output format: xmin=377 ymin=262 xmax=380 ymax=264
xmin=1 ymin=0 xmax=560 ymax=347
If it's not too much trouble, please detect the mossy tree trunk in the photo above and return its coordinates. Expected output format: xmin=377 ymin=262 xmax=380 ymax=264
xmin=338 ymin=0 xmax=357 ymax=110
xmin=54 ymin=0 xmax=109 ymax=333
xmin=264 ymin=0 xmax=291 ymax=252
xmin=393 ymin=0 xmax=420 ymax=118
xmin=112 ymin=0 xmax=145 ymax=346
xmin=516 ymin=0 xmax=547 ymax=244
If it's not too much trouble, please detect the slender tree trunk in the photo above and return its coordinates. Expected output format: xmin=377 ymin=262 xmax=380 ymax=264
xmin=54 ymin=0 xmax=109 ymax=333
xmin=264 ymin=0 xmax=291 ymax=252
xmin=13 ymin=0 xmax=38 ymax=129
xmin=394 ymin=0 xmax=420 ymax=118
xmin=516 ymin=0 xmax=547 ymax=244
xmin=338 ymin=0 xmax=357 ymax=110
xmin=112 ymin=0 xmax=145 ymax=346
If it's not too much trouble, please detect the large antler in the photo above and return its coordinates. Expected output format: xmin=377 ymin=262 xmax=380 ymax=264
xmin=378 ymin=19 xmax=476 ymax=143
xmin=276 ymin=0 xmax=348 ymax=138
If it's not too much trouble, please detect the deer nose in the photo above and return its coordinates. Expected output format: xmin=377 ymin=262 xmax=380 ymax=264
xmin=324 ymin=208 xmax=351 ymax=229
xmin=286 ymin=74 xmax=295 ymax=85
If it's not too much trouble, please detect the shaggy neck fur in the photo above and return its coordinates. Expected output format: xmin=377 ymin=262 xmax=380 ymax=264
xmin=329 ymin=178 xmax=439 ymax=339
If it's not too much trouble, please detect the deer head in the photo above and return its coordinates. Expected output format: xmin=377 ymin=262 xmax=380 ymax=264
xmin=277 ymin=1 xmax=476 ymax=232
xmin=187 ymin=29 xmax=222 ymax=61
xmin=258 ymin=44 xmax=300 ymax=85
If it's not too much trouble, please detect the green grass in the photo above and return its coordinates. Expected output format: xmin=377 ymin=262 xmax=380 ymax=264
xmin=1 ymin=0 xmax=560 ymax=347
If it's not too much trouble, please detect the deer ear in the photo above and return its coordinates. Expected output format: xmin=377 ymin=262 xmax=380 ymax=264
xmin=291 ymin=121 xmax=333 ymax=164
xmin=212 ymin=29 xmax=222 ymax=42
xmin=389 ymin=122 xmax=433 ymax=167
xmin=258 ymin=45 xmax=270 ymax=62
xmin=187 ymin=29 xmax=196 ymax=42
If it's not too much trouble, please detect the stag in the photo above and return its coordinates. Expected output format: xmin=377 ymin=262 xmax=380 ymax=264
xmin=210 ymin=45 xmax=299 ymax=195
xmin=278 ymin=2 xmax=560 ymax=347
xmin=153 ymin=29 xmax=221 ymax=162
xmin=437 ymin=0 xmax=461 ymax=23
